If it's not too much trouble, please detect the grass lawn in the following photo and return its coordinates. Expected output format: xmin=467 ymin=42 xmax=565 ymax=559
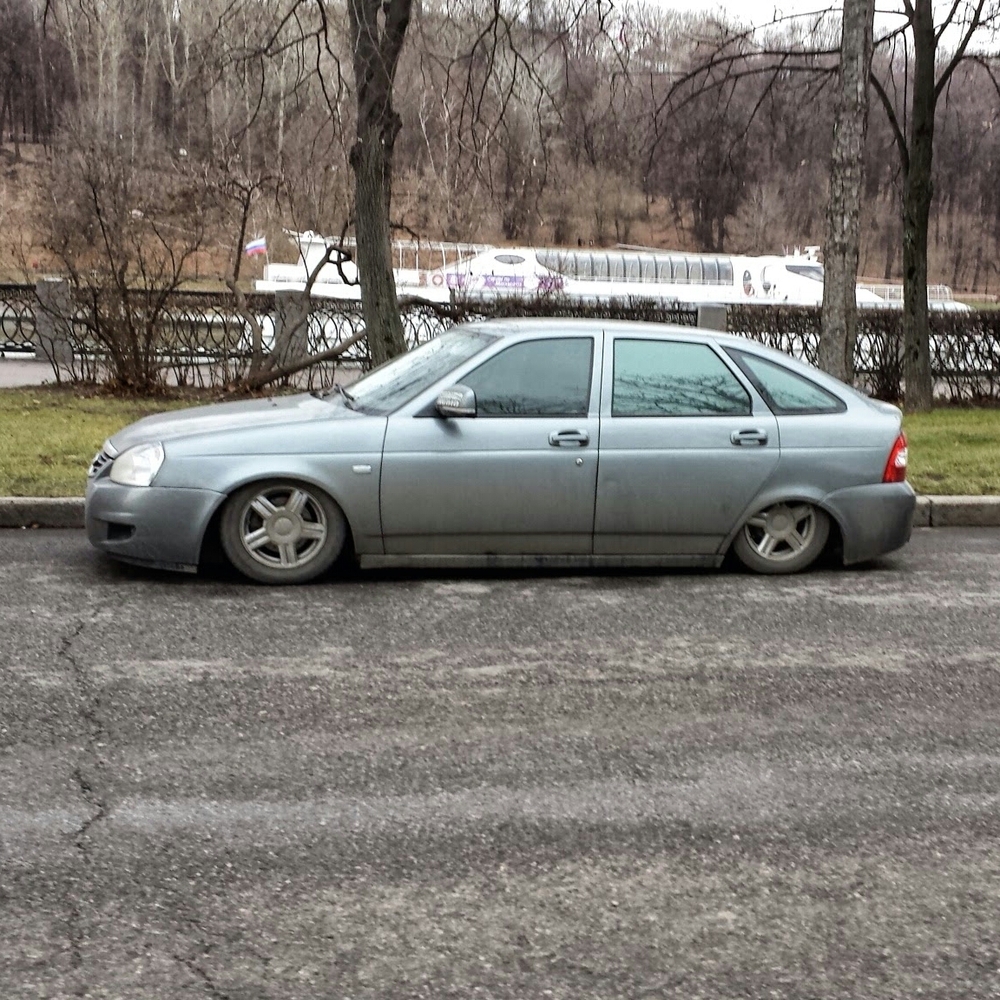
xmin=0 ymin=386 xmax=998 ymax=497
xmin=904 ymin=408 xmax=1000 ymax=496
xmin=0 ymin=387 xmax=193 ymax=497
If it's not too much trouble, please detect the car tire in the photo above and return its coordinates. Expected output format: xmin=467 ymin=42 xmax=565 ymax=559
xmin=732 ymin=501 xmax=830 ymax=575
xmin=219 ymin=480 xmax=348 ymax=584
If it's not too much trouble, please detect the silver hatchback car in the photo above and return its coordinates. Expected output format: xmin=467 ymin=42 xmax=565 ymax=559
xmin=86 ymin=319 xmax=915 ymax=583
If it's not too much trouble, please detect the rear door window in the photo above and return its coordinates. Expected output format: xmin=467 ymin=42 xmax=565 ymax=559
xmin=612 ymin=339 xmax=751 ymax=417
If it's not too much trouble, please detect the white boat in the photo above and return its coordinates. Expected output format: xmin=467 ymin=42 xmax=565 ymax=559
xmin=257 ymin=232 xmax=965 ymax=310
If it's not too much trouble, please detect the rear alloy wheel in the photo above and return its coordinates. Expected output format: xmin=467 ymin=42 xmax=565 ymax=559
xmin=733 ymin=501 xmax=830 ymax=575
xmin=220 ymin=480 xmax=347 ymax=584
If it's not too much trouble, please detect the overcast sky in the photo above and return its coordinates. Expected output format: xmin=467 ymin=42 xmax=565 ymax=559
xmin=644 ymin=0 xmax=1000 ymax=49
xmin=669 ymin=0 xmax=832 ymax=26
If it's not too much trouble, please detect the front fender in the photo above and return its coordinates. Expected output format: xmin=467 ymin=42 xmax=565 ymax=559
xmin=155 ymin=453 xmax=384 ymax=555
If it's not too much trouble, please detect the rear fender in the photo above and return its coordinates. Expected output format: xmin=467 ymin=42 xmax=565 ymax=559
xmin=719 ymin=485 xmax=847 ymax=559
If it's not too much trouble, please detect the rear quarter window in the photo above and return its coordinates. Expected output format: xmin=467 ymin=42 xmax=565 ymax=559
xmin=726 ymin=349 xmax=846 ymax=415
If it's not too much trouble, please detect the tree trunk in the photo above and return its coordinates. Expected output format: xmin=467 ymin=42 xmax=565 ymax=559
xmin=901 ymin=0 xmax=935 ymax=411
xmin=352 ymin=122 xmax=406 ymax=366
xmin=882 ymin=212 xmax=895 ymax=280
xmin=348 ymin=0 xmax=410 ymax=368
xmin=232 ymin=192 xmax=250 ymax=285
xmin=819 ymin=0 xmax=875 ymax=383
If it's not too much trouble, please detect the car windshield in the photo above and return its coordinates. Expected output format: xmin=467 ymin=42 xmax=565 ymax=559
xmin=330 ymin=328 xmax=497 ymax=415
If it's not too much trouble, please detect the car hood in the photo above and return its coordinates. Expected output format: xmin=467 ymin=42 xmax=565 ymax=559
xmin=108 ymin=393 xmax=351 ymax=453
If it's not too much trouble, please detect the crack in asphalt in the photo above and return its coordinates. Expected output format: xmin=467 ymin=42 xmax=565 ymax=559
xmin=174 ymin=948 xmax=234 ymax=1000
xmin=58 ymin=617 xmax=110 ymax=992
xmin=170 ymin=908 xmax=274 ymax=997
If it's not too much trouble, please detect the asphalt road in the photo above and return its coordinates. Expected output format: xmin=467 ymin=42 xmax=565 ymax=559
xmin=2 ymin=528 xmax=1000 ymax=999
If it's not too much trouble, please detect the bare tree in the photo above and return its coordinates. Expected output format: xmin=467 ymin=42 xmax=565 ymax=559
xmin=344 ymin=0 xmax=412 ymax=366
xmin=40 ymin=125 xmax=210 ymax=392
xmin=818 ymin=0 xmax=875 ymax=382
xmin=11 ymin=0 xmax=1000 ymax=403
xmin=870 ymin=0 xmax=1000 ymax=410
xmin=645 ymin=2 xmax=998 ymax=406
xmin=216 ymin=157 xmax=280 ymax=284
xmin=646 ymin=12 xmax=839 ymax=253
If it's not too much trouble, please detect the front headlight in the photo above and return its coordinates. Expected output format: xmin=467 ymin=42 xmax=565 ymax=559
xmin=109 ymin=442 xmax=165 ymax=487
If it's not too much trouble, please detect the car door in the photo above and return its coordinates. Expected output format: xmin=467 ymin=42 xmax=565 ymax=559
xmin=594 ymin=334 xmax=779 ymax=555
xmin=380 ymin=333 xmax=602 ymax=555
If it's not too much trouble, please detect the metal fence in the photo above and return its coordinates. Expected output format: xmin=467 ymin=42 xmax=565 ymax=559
xmin=0 ymin=284 xmax=38 ymax=351
xmin=728 ymin=305 xmax=1000 ymax=403
xmin=3 ymin=281 xmax=1000 ymax=402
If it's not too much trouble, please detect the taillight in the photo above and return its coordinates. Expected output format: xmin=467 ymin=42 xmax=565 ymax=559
xmin=883 ymin=432 xmax=908 ymax=483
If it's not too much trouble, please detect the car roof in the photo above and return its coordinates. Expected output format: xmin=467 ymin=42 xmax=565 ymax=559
xmin=469 ymin=316 xmax=774 ymax=354
xmin=464 ymin=316 xmax=858 ymax=396
xmin=470 ymin=316 xmax=718 ymax=342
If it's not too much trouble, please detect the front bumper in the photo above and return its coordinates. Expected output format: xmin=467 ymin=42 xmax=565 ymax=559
xmin=823 ymin=481 xmax=916 ymax=565
xmin=86 ymin=477 xmax=225 ymax=572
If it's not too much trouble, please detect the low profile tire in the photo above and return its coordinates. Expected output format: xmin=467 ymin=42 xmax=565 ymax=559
xmin=733 ymin=501 xmax=830 ymax=575
xmin=220 ymin=480 xmax=347 ymax=584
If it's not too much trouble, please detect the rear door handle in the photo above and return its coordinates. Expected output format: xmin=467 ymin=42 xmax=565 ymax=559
xmin=549 ymin=429 xmax=590 ymax=447
xmin=730 ymin=428 xmax=769 ymax=446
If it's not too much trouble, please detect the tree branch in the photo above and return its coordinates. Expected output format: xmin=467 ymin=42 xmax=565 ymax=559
xmin=935 ymin=0 xmax=988 ymax=99
xmin=870 ymin=69 xmax=910 ymax=173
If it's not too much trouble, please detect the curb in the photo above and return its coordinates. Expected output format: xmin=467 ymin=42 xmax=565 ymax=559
xmin=3 ymin=495 xmax=1000 ymax=530
xmin=917 ymin=495 xmax=1000 ymax=528
xmin=0 ymin=497 xmax=86 ymax=528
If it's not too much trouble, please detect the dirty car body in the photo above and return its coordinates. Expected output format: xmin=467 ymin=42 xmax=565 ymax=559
xmin=86 ymin=319 xmax=915 ymax=583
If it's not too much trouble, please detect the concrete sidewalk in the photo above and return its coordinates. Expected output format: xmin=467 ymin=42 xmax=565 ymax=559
xmin=3 ymin=494 xmax=1000 ymax=529
xmin=0 ymin=358 xmax=53 ymax=388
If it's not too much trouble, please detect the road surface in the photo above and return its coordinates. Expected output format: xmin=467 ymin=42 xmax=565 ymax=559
xmin=2 ymin=528 xmax=999 ymax=998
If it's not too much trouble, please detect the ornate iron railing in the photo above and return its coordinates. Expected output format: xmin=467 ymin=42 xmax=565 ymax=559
xmin=727 ymin=305 xmax=1000 ymax=402
xmin=0 ymin=284 xmax=37 ymax=352
xmin=3 ymin=281 xmax=999 ymax=402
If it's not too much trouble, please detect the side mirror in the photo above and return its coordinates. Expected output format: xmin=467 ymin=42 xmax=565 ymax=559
xmin=435 ymin=385 xmax=477 ymax=418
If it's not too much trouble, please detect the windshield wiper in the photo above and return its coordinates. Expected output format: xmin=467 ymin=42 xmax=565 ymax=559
xmin=324 ymin=383 xmax=356 ymax=409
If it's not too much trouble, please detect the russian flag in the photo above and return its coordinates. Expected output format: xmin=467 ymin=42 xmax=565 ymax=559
xmin=244 ymin=236 xmax=267 ymax=257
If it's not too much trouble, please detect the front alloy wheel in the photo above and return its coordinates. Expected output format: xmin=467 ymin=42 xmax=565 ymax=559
xmin=733 ymin=501 xmax=830 ymax=575
xmin=220 ymin=480 xmax=347 ymax=584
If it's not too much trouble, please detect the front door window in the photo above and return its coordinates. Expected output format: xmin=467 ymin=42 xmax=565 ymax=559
xmin=462 ymin=338 xmax=594 ymax=416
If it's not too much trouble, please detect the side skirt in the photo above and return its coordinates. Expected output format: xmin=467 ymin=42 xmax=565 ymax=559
xmin=108 ymin=554 xmax=199 ymax=574
xmin=358 ymin=553 xmax=723 ymax=571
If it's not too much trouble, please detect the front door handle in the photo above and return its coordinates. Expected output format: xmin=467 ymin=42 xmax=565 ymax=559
xmin=730 ymin=428 xmax=769 ymax=446
xmin=549 ymin=429 xmax=590 ymax=447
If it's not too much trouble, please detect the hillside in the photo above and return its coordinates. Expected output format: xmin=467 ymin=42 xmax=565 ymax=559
xmin=1 ymin=142 xmax=993 ymax=298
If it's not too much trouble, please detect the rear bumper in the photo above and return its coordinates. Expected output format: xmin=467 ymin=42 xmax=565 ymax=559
xmin=823 ymin=482 xmax=916 ymax=564
xmin=86 ymin=478 xmax=225 ymax=572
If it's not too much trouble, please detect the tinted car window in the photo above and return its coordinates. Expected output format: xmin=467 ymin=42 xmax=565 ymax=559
xmin=462 ymin=338 xmax=594 ymax=416
xmin=613 ymin=340 xmax=751 ymax=416
xmin=727 ymin=349 xmax=845 ymax=414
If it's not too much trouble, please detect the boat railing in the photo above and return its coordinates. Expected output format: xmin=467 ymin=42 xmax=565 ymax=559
xmin=860 ymin=282 xmax=955 ymax=302
xmin=331 ymin=237 xmax=495 ymax=273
